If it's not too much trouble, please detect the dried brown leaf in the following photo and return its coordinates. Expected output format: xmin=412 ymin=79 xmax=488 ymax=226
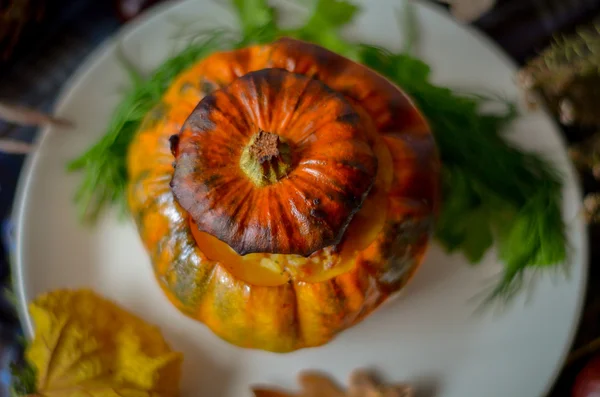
xmin=251 ymin=369 xmax=412 ymax=397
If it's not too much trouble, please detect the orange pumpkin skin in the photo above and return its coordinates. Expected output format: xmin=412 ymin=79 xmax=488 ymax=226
xmin=170 ymin=68 xmax=378 ymax=257
xmin=127 ymin=38 xmax=440 ymax=352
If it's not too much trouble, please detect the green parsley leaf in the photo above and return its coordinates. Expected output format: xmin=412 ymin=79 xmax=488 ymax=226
xmin=284 ymin=0 xmax=361 ymax=59
xmin=434 ymin=167 xmax=496 ymax=263
xmin=231 ymin=0 xmax=278 ymax=45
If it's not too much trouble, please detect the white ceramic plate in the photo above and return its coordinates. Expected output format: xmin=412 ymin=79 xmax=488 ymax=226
xmin=12 ymin=1 xmax=588 ymax=396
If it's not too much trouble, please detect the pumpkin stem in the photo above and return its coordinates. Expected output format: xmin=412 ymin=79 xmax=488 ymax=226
xmin=240 ymin=130 xmax=292 ymax=186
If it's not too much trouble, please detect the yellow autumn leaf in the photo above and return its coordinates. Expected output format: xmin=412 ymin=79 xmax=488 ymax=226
xmin=25 ymin=289 xmax=183 ymax=397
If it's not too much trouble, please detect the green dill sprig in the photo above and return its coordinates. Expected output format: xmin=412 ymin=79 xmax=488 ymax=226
xmin=67 ymin=0 xmax=568 ymax=303
xmin=67 ymin=33 xmax=230 ymax=223
xmin=357 ymin=45 xmax=566 ymax=301
xmin=66 ymin=0 xmax=358 ymax=223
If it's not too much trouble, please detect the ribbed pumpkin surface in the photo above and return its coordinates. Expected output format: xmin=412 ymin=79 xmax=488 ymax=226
xmin=127 ymin=37 xmax=440 ymax=352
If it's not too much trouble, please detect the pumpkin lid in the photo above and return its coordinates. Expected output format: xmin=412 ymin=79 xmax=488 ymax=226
xmin=170 ymin=68 xmax=378 ymax=256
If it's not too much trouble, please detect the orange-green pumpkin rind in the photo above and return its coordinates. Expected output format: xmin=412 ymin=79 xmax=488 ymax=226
xmin=126 ymin=38 xmax=439 ymax=352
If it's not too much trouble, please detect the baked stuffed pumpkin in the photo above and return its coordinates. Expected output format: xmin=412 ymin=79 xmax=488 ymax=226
xmin=127 ymin=37 xmax=440 ymax=352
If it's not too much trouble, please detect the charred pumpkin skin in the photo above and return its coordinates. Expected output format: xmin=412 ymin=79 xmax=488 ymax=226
xmin=127 ymin=38 xmax=440 ymax=352
xmin=170 ymin=68 xmax=378 ymax=257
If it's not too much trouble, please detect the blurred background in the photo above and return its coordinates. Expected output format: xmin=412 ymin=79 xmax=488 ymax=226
xmin=1 ymin=0 xmax=600 ymax=395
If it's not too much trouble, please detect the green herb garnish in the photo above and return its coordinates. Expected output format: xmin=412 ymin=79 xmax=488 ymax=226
xmin=10 ymin=361 xmax=36 ymax=397
xmin=9 ymin=337 xmax=36 ymax=397
xmin=355 ymin=44 xmax=566 ymax=300
xmin=67 ymin=0 xmax=568 ymax=303
xmin=67 ymin=33 xmax=230 ymax=222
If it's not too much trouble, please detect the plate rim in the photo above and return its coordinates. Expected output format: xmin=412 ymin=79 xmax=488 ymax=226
xmin=9 ymin=1 xmax=589 ymax=396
